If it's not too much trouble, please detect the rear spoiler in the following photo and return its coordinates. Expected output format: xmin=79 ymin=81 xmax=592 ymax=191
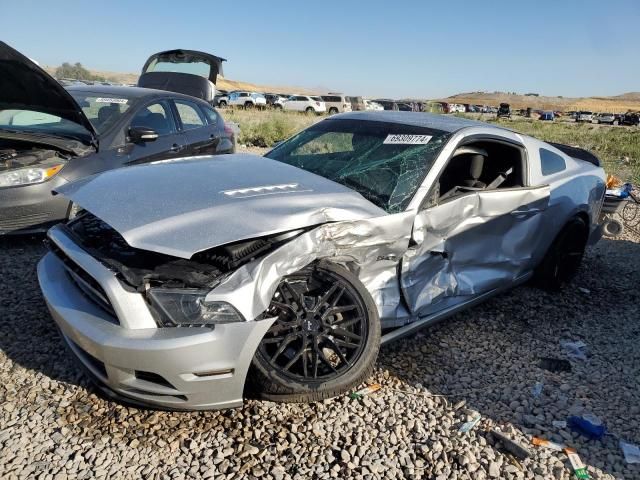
xmin=548 ymin=142 xmax=600 ymax=167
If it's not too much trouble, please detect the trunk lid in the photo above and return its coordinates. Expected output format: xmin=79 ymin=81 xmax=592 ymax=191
xmin=55 ymin=154 xmax=385 ymax=259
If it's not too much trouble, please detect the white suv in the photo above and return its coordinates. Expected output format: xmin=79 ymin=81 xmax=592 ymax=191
xmin=228 ymin=91 xmax=267 ymax=109
xmin=320 ymin=94 xmax=352 ymax=115
xmin=283 ymin=95 xmax=326 ymax=114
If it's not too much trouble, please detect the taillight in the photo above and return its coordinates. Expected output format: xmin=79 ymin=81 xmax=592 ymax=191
xmin=224 ymin=124 xmax=234 ymax=136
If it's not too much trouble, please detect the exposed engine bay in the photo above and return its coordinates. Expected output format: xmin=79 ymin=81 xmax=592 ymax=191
xmin=0 ymin=138 xmax=69 ymax=172
xmin=65 ymin=212 xmax=303 ymax=292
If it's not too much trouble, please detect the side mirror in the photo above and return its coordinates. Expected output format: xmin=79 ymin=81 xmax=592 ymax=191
xmin=129 ymin=126 xmax=158 ymax=143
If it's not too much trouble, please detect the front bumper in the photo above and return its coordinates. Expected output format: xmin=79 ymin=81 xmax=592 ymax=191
xmin=37 ymin=227 xmax=275 ymax=410
xmin=0 ymin=178 xmax=70 ymax=234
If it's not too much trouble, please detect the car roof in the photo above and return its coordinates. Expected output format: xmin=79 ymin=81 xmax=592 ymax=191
xmin=334 ymin=111 xmax=498 ymax=133
xmin=66 ymin=84 xmax=203 ymax=102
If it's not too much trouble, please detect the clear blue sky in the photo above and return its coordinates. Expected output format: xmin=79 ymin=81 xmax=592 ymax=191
xmin=3 ymin=0 xmax=639 ymax=98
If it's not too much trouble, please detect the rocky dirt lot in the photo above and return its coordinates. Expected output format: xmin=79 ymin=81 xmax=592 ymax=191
xmin=1 ymin=225 xmax=639 ymax=480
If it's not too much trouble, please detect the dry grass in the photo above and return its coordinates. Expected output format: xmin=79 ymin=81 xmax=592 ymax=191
xmin=226 ymin=109 xmax=639 ymax=183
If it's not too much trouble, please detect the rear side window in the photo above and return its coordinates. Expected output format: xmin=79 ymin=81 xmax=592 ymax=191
xmin=174 ymin=101 xmax=206 ymax=130
xmin=322 ymin=96 xmax=341 ymax=103
xmin=540 ymin=148 xmax=566 ymax=175
xmin=201 ymin=105 xmax=220 ymax=125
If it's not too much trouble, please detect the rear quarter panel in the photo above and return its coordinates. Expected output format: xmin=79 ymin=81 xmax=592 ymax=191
xmin=523 ymin=136 xmax=606 ymax=251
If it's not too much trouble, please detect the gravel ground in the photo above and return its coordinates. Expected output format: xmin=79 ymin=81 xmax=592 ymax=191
xmin=1 ymin=223 xmax=639 ymax=480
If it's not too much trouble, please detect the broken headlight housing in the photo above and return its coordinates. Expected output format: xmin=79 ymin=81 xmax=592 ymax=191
xmin=148 ymin=288 xmax=243 ymax=327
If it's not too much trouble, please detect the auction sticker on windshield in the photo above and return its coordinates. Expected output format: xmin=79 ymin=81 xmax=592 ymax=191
xmin=95 ymin=98 xmax=128 ymax=104
xmin=383 ymin=134 xmax=432 ymax=145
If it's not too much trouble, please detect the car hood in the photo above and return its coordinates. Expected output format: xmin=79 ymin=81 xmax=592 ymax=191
xmin=55 ymin=154 xmax=386 ymax=259
xmin=0 ymin=41 xmax=98 ymax=142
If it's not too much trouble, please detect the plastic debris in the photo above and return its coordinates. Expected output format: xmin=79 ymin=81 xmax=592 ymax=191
xmin=566 ymin=450 xmax=590 ymax=479
xmin=491 ymin=430 xmax=531 ymax=460
xmin=452 ymin=399 xmax=466 ymax=410
xmin=560 ymin=340 xmax=588 ymax=361
xmin=577 ymin=287 xmax=591 ymax=294
xmin=568 ymin=414 xmax=607 ymax=440
xmin=606 ymin=182 xmax=633 ymax=199
xmin=349 ymin=383 xmax=381 ymax=399
xmin=458 ymin=413 xmax=481 ymax=433
xmin=539 ymin=357 xmax=572 ymax=373
xmin=532 ymin=436 xmax=569 ymax=452
xmin=531 ymin=382 xmax=544 ymax=398
xmin=553 ymin=420 xmax=567 ymax=428
xmin=620 ymin=441 xmax=640 ymax=464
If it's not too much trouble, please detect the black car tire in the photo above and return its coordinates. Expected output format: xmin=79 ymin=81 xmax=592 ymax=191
xmin=534 ymin=216 xmax=589 ymax=291
xmin=249 ymin=262 xmax=380 ymax=402
xmin=328 ymin=107 xmax=338 ymax=115
xmin=218 ymin=100 xmax=227 ymax=108
xmin=305 ymin=107 xmax=315 ymax=114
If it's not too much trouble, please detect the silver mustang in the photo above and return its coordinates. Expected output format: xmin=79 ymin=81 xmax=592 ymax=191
xmin=38 ymin=112 xmax=606 ymax=410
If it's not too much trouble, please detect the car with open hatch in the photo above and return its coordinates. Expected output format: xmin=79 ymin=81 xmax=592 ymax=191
xmin=37 ymin=110 xmax=606 ymax=410
xmin=0 ymin=41 xmax=235 ymax=234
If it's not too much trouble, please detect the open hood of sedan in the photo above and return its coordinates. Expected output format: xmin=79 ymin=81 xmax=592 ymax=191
xmin=55 ymin=154 xmax=386 ymax=259
xmin=0 ymin=41 xmax=98 ymax=141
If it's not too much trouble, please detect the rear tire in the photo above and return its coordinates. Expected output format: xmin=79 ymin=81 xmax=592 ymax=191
xmin=218 ymin=100 xmax=227 ymax=108
xmin=245 ymin=102 xmax=254 ymax=109
xmin=305 ymin=107 xmax=315 ymax=114
xmin=534 ymin=216 xmax=589 ymax=291
xmin=328 ymin=107 xmax=338 ymax=115
xmin=602 ymin=218 xmax=623 ymax=237
xmin=249 ymin=262 xmax=380 ymax=402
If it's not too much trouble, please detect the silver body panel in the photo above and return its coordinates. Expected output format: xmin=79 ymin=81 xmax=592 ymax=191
xmin=39 ymin=112 xmax=607 ymax=409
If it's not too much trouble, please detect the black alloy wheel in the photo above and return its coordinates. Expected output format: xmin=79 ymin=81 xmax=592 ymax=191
xmin=250 ymin=263 xmax=380 ymax=402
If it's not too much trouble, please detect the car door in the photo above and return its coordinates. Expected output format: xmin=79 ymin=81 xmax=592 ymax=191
xmin=400 ymin=141 xmax=550 ymax=317
xmin=126 ymin=100 xmax=187 ymax=165
xmin=172 ymin=99 xmax=220 ymax=156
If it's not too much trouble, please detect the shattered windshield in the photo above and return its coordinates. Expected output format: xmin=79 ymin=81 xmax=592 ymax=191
xmin=265 ymin=118 xmax=451 ymax=213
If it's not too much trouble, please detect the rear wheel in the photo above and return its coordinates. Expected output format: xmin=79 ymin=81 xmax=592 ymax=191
xmin=328 ymin=107 xmax=338 ymax=115
xmin=305 ymin=107 xmax=315 ymax=114
xmin=245 ymin=101 xmax=254 ymax=109
xmin=534 ymin=217 xmax=589 ymax=290
xmin=250 ymin=262 xmax=380 ymax=402
xmin=218 ymin=100 xmax=227 ymax=108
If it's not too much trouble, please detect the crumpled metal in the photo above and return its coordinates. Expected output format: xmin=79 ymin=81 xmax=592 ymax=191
xmin=208 ymin=185 xmax=551 ymax=326
xmin=206 ymin=212 xmax=415 ymax=323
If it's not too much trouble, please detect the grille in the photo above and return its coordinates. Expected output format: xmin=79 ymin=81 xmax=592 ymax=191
xmin=49 ymin=242 xmax=119 ymax=323
xmin=0 ymin=211 xmax=51 ymax=231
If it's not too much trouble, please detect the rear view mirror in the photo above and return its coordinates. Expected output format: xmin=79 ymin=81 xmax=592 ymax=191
xmin=129 ymin=126 xmax=159 ymax=143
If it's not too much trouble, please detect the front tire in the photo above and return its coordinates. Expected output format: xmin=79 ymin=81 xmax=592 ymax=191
xmin=305 ymin=107 xmax=315 ymax=114
xmin=534 ymin=216 xmax=589 ymax=291
xmin=250 ymin=262 xmax=380 ymax=402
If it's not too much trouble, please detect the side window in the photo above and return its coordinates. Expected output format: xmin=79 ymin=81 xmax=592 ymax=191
xmin=174 ymin=101 xmax=206 ymax=130
xmin=130 ymin=102 xmax=176 ymax=136
xmin=240 ymin=93 xmax=248 ymax=97
xmin=540 ymin=148 xmax=566 ymax=175
xmin=430 ymin=141 xmax=525 ymax=206
xmin=201 ymin=104 xmax=220 ymax=125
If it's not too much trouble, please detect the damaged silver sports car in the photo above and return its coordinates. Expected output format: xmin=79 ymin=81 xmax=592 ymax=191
xmin=37 ymin=111 xmax=606 ymax=410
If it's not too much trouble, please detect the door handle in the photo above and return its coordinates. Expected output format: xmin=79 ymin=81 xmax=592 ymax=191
xmin=170 ymin=143 xmax=182 ymax=152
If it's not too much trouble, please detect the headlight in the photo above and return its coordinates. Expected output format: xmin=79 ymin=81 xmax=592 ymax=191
xmin=0 ymin=164 xmax=64 ymax=188
xmin=148 ymin=288 xmax=244 ymax=327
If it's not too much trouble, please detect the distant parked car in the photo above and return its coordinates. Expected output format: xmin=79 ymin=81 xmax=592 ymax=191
xmin=283 ymin=95 xmax=326 ymax=114
xmin=0 ymin=41 xmax=235 ymax=234
xmin=364 ymin=100 xmax=384 ymax=111
xmin=539 ymin=111 xmax=555 ymax=121
xmin=620 ymin=112 xmax=640 ymax=126
xmin=320 ymin=94 xmax=352 ymax=115
xmin=593 ymin=113 xmax=618 ymax=125
xmin=346 ymin=96 xmax=366 ymax=111
xmin=213 ymin=89 xmax=229 ymax=107
xmin=228 ymin=91 xmax=267 ymax=109
xmin=575 ymin=111 xmax=593 ymax=123
xmin=265 ymin=94 xmax=286 ymax=109
xmin=449 ymin=103 xmax=466 ymax=114
xmin=497 ymin=103 xmax=511 ymax=118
